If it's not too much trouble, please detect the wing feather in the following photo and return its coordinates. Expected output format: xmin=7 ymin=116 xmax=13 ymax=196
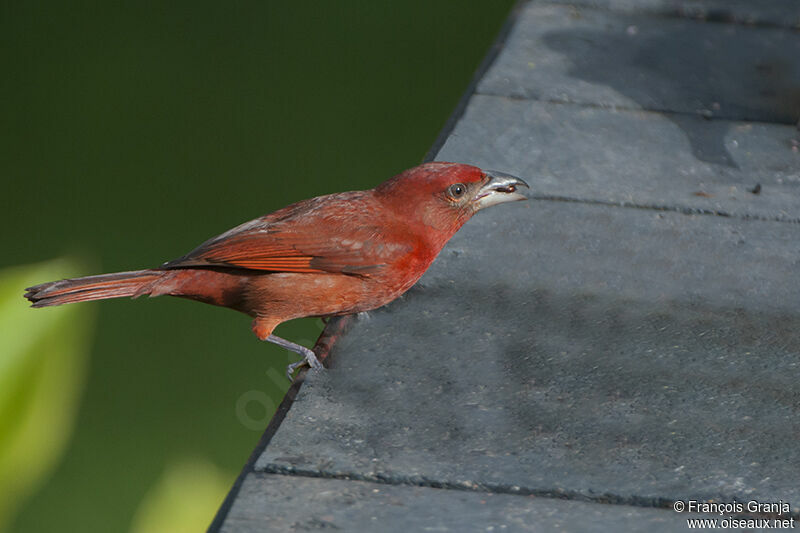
xmin=163 ymin=192 xmax=413 ymax=276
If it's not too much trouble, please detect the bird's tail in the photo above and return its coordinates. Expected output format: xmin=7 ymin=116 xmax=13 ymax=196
xmin=24 ymin=270 xmax=163 ymax=308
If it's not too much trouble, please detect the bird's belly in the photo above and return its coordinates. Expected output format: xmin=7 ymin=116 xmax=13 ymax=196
xmin=245 ymin=271 xmax=407 ymax=321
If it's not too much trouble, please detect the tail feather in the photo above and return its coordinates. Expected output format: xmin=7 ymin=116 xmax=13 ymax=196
xmin=24 ymin=270 xmax=163 ymax=308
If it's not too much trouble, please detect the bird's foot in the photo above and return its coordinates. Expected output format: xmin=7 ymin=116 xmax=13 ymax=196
xmin=284 ymin=350 xmax=323 ymax=380
xmin=285 ymin=359 xmax=307 ymax=380
xmin=265 ymin=334 xmax=323 ymax=380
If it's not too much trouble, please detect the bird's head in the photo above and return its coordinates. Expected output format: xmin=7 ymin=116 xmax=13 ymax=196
xmin=374 ymin=162 xmax=529 ymax=235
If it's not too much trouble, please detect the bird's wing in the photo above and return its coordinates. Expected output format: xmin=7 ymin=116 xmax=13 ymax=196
xmin=162 ymin=193 xmax=414 ymax=276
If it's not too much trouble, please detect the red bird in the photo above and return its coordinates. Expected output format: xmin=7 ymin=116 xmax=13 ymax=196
xmin=25 ymin=162 xmax=528 ymax=377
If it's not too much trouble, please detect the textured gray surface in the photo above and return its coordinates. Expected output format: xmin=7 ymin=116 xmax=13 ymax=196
xmin=529 ymin=0 xmax=800 ymax=28
xmin=438 ymin=95 xmax=800 ymax=219
xmin=221 ymin=474 xmax=733 ymax=533
xmin=256 ymin=202 xmax=800 ymax=506
xmin=479 ymin=4 xmax=800 ymax=124
xmin=215 ymin=0 xmax=800 ymax=530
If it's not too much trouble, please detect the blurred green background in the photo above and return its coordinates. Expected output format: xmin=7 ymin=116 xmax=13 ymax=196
xmin=1 ymin=2 xmax=514 ymax=531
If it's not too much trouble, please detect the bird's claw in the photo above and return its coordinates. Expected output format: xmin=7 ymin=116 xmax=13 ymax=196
xmin=285 ymin=352 xmax=324 ymax=380
xmin=285 ymin=360 xmax=307 ymax=380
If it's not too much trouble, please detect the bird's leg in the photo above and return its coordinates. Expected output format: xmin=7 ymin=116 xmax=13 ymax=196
xmin=265 ymin=334 xmax=323 ymax=379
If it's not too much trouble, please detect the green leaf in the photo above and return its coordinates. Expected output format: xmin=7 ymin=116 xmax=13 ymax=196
xmin=129 ymin=458 xmax=232 ymax=533
xmin=0 ymin=259 xmax=94 ymax=532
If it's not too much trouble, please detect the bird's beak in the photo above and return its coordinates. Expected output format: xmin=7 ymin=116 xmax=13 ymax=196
xmin=473 ymin=170 xmax=530 ymax=211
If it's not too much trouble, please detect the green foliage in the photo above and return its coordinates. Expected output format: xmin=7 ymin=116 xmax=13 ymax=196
xmin=0 ymin=260 xmax=94 ymax=532
xmin=129 ymin=458 xmax=231 ymax=533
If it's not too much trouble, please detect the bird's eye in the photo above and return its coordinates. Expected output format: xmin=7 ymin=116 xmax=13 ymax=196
xmin=447 ymin=183 xmax=467 ymax=200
